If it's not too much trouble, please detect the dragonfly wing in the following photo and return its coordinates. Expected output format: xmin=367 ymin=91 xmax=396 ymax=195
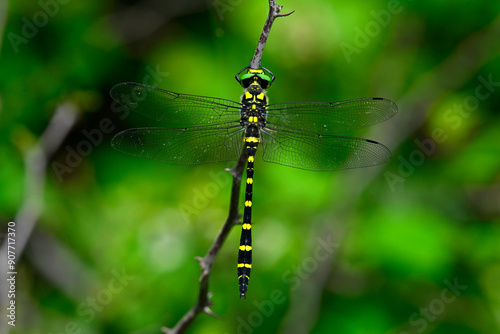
xmin=112 ymin=125 xmax=243 ymax=165
xmin=266 ymin=98 xmax=397 ymax=135
xmin=111 ymin=82 xmax=242 ymax=126
xmin=261 ymin=129 xmax=391 ymax=171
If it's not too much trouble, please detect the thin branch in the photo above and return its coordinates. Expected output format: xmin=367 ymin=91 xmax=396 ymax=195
xmin=163 ymin=1 xmax=293 ymax=332
xmin=162 ymin=152 xmax=246 ymax=334
xmin=249 ymin=0 xmax=294 ymax=69
xmin=0 ymin=102 xmax=78 ymax=334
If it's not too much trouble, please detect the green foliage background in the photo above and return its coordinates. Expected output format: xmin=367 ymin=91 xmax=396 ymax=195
xmin=1 ymin=0 xmax=500 ymax=333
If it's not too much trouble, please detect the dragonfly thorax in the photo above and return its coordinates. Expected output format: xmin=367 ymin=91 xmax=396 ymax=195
xmin=110 ymin=70 xmax=397 ymax=299
xmin=239 ymin=84 xmax=268 ymax=130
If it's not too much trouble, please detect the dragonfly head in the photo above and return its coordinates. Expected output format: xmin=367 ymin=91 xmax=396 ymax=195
xmin=236 ymin=66 xmax=275 ymax=89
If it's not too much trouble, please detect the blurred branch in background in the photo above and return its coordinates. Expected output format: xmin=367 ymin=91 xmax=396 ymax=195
xmin=0 ymin=102 xmax=78 ymax=333
xmin=0 ymin=0 xmax=7 ymax=52
xmin=279 ymin=225 xmax=338 ymax=334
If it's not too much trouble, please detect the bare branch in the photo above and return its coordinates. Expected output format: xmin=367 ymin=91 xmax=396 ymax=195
xmin=162 ymin=152 xmax=246 ymax=334
xmin=249 ymin=0 xmax=294 ymax=69
xmin=162 ymin=1 xmax=292 ymax=331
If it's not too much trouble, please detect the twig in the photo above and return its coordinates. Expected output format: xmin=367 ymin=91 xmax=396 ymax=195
xmin=163 ymin=1 xmax=292 ymax=332
xmin=249 ymin=0 xmax=294 ymax=69
xmin=162 ymin=152 xmax=246 ymax=334
xmin=0 ymin=102 xmax=78 ymax=334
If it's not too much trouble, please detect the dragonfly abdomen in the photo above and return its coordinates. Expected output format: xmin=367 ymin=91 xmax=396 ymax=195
xmin=110 ymin=66 xmax=397 ymax=299
xmin=237 ymin=124 xmax=260 ymax=298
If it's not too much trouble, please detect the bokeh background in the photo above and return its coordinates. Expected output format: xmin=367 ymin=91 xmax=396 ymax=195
xmin=1 ymin=0 xmax=500 ymax=333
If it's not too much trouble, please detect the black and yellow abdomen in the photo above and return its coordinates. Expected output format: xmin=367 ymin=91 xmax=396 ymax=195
xmin=237 ymin=74 xmax=269 ymax=298
xmin=237 ymin=126 xmax=259 ymax=298
xmin=111 ymin=65 xmax=397 ymax=300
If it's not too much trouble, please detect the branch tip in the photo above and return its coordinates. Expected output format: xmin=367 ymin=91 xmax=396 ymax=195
xmin=161 ymin=327 xmax=173 ymax=334
xmin=249 ymin=0 xmax=293 ymax=70
xmin=277 ymin=10 xmax=295 ymax=18
xmin=204 ymin=306 xmax=219 ymax=318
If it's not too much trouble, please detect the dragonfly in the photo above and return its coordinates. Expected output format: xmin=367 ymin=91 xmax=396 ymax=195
xmin=110 ymin=66 xmax=398 ymax=298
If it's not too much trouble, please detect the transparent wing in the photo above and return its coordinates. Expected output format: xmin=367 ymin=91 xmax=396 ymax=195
xmin=266 ymin=98 xmax=397 ymax=135
xmin=110 ymin=82 xmax=242 ymax=126
xmin=261 ymin=129 xmax=391 ymax=171
xmin=111 ymin=125 xmax=244 ymax=165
